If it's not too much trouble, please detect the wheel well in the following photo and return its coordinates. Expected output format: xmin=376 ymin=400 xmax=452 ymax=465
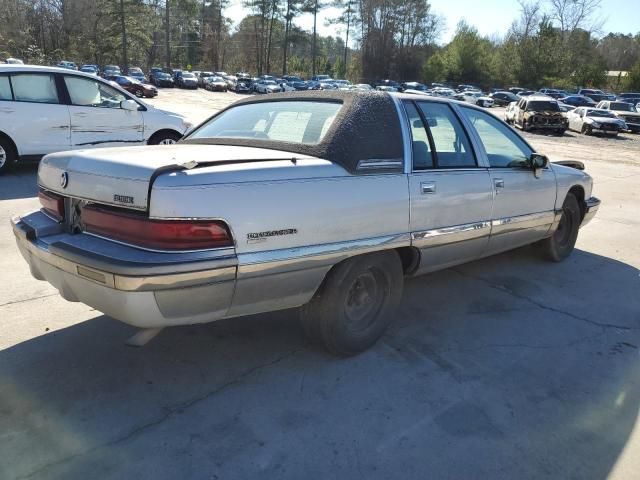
xmin=147 ymin=129 xmax=183 ymax=144
xmin=0 ymin=131 xmax=18 ymax=158
xmin=395 ymin=246 xmax=420 ymax=275
xmin=568 ymin=185 xmax=585 ymax=220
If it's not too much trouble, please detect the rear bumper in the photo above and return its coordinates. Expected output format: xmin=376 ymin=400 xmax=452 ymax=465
xmin=582 ymin=196 xmax=600 ymax=227
xmin=12 ymin=212 xmax=237 ymax=328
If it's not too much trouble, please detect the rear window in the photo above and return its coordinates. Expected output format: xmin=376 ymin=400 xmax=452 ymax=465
xmin=10 ymin=74 xmax=59 ymax=104
xmin=189 ymin=101 xmax=341 ymax=145
xmin=611 ymin=102 xmax=636 ymax=112
xmin=0 ymin=76 xmax=11 ymax=100
xmin=526 ymin=101 xmax=559 ymax=112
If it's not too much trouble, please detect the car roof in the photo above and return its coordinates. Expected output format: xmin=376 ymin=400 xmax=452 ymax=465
xmin=0 ymin=64 xmax=107 ymax=79
xmin=524 ymin=95 xmax=556 ymax=101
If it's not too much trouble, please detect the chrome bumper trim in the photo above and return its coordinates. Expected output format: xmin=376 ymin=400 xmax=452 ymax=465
xmin=12 ymin=218 xmax=236 ymax=292
xmin=581 ymin=196 xmax=600 ymax=227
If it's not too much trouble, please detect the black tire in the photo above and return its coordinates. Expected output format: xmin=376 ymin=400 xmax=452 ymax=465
xmin=148 ymin=131 xmax=182 ymax=145
xmin=300 ymin=251 xmax=403 ymax=356
xmin=582 ymin=124 xmax=591 ymax=135
xmin=134 ymin=89 xmax=144 ymax=98
xmin=0 ymin=135 xmax=17 ymax=175
xmin=537 ymin=193 xmax=581 ymax=262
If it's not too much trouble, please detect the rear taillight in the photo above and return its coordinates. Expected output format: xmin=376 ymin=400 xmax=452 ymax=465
xmin=82 ymin=206 xmax=233 ymax=250
xmin=39 ymin=190 xmax=65 ymax=221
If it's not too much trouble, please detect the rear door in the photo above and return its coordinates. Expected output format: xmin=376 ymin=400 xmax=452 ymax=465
xmin=405 ymin=100 xmax=494 ymax=274
xmin=62 ymin=75 xmax=144 ymax=148
xmin=2 ymin=72 xmax=70 ymax=156
xmin=460 ymin=106 xmax=557 ymax=255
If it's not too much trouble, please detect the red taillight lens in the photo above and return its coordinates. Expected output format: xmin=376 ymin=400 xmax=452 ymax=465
xmin=39 ymin=190 xmax=65 ymax=221
xmin=81 ymin=206 xmax=233 ymax=250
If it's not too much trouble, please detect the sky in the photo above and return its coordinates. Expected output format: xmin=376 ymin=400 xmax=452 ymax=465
xmin=224 ymin=0 xmax=639 ymax=46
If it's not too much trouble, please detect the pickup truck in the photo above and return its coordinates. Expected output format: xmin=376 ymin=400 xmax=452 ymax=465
xmin=12 ymin=92 xmax=600 ymax=355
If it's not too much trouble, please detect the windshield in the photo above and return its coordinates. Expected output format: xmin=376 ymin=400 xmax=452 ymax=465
xmin=210 ymin=77 xmax=224 ymax=82
xmin=183 ymin=73 xmax=196 ymax=79
xmin=526 ymin=101 xmax=559 ymax=112
xmin=587 ymin=110 xmax=615 ymax=118
xmin=264 ymin=80 xmax=277 ymax=85
xmin=188 ymin=101 xmax=341 ymax=145
xmin=611 ymin=102 xmax=636 ymax=112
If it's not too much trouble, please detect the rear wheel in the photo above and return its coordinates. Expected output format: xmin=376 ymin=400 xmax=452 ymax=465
xmin=537 ymin=193 xmax=581 ymax=262
xmin=134 ymin=89 xmax=144 ymax=98
xmin=0 ymin=136 xmax=17 ymax=175
xmin=300 ymin=251 xmax=403 ymax=356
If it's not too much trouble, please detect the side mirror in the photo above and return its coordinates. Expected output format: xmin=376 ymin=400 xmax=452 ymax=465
xmin=121 ymin=99 xmax=139 ymax=111
xmin=530 ymin=153 xmax=548 ymax=177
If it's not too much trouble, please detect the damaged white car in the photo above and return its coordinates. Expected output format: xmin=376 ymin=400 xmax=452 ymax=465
xmin=0 ymin=65 xmax=192 ymax=174
xmin=12 ymin=92 xmax=600 ymax=355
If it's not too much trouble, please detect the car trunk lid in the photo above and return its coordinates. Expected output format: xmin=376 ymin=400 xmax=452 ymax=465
xmin=38 ymin=144 xmax=308 ymax=211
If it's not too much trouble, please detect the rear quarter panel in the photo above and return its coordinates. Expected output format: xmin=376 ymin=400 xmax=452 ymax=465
xmin=150 ymin=163 xmax=410 ymax=254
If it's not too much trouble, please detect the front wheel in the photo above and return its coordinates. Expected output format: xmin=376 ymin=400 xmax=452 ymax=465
xmin=300 ymin=251 xmax=403 ymax=356
xmin=537 ymin=193 xmax=581 ymax=262
xmin=148 ymin=131 xmax=182 ymax=145
xmin=135 ymin=90 xmax=144 ymax=98
xmin=581 ymin=124 xmax=592 ymax=135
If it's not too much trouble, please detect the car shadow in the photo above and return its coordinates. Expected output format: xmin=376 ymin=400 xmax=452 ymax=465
xmin=1 ymin=248 xmax=638 ymax=479
xmin=0 ymin=162 xmax=39 ymax=200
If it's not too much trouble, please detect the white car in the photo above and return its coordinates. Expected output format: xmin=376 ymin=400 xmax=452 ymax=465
xmin=566 ymin=107 xmax=627 ymax=136
xmin=0 ymin=65 xmax=192 ymax=174
xmin=504 ymin=102 xmax=518 ymax=124
xmin=254 ymin=79 xmax=282 ymax=94
xmin=461 ymin=90 xmax=494 ymax=107
xmin=595 ymin=100 xmax=640 ymax=133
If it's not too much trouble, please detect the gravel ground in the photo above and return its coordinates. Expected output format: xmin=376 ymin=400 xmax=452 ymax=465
xmin=1 ymin=89 xmax=639 ymax=480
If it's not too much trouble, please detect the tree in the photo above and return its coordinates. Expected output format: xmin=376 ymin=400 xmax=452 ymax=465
xmin=624 ymin=61 xmax=640 ymax=91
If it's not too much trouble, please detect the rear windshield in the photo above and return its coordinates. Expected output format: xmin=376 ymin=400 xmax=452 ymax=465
xmin=610 ymin=102 xmax=636 ymax=112
xmin=526 ymin=101 xmax=559 ymax=112
xmin=189 ymin=101 xmax=341 ymax=145
xmin=183 ymin=73 xmax=196 ymax=78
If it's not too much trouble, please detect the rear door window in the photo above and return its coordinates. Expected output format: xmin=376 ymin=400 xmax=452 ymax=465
xmin=404 ymin=102 xmax=434 ymax=170
xmin=417 ymin=102 xmax=476 ymax=168
xmin=10 ymin=74 xmax=59 ymax=104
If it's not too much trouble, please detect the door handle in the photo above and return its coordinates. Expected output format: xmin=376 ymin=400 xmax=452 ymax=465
xmin=494 ymin=178 xmax=504 ymax=194
xmin=421 ymin=182 xmax=436 ymax=194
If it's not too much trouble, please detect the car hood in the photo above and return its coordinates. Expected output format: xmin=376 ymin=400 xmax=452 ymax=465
xmin=38 ymin=145 xmax=320 ymax=211
xmin=586 ymin=116 xmax=624 ymax=124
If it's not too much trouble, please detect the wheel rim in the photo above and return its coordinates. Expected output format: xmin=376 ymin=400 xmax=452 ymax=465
xmin=343 ymin=269 xmax=386 ymax=333
xmin=553 ymin=206 xmax=574 ymax=248
xmin=0 ymin=145 xmax=6 ymax=168
xmin=158 ymin=138 xmax=176 ymax=145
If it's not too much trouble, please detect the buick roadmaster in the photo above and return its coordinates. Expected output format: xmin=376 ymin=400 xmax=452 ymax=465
xmin=12 ymin=92 xmax=600 ymax=355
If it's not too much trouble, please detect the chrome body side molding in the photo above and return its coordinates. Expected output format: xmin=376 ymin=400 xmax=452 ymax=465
xmin=412 ymin=221 xmax=491 ymax=248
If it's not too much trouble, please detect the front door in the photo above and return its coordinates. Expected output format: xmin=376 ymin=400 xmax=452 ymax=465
xmin=62 ymin=75 xmax=144 ymax=148
xmin=459 ymin=106 xmax=557 ymax=255
xmin=405 ymin=100 xmax=494 ymax=274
